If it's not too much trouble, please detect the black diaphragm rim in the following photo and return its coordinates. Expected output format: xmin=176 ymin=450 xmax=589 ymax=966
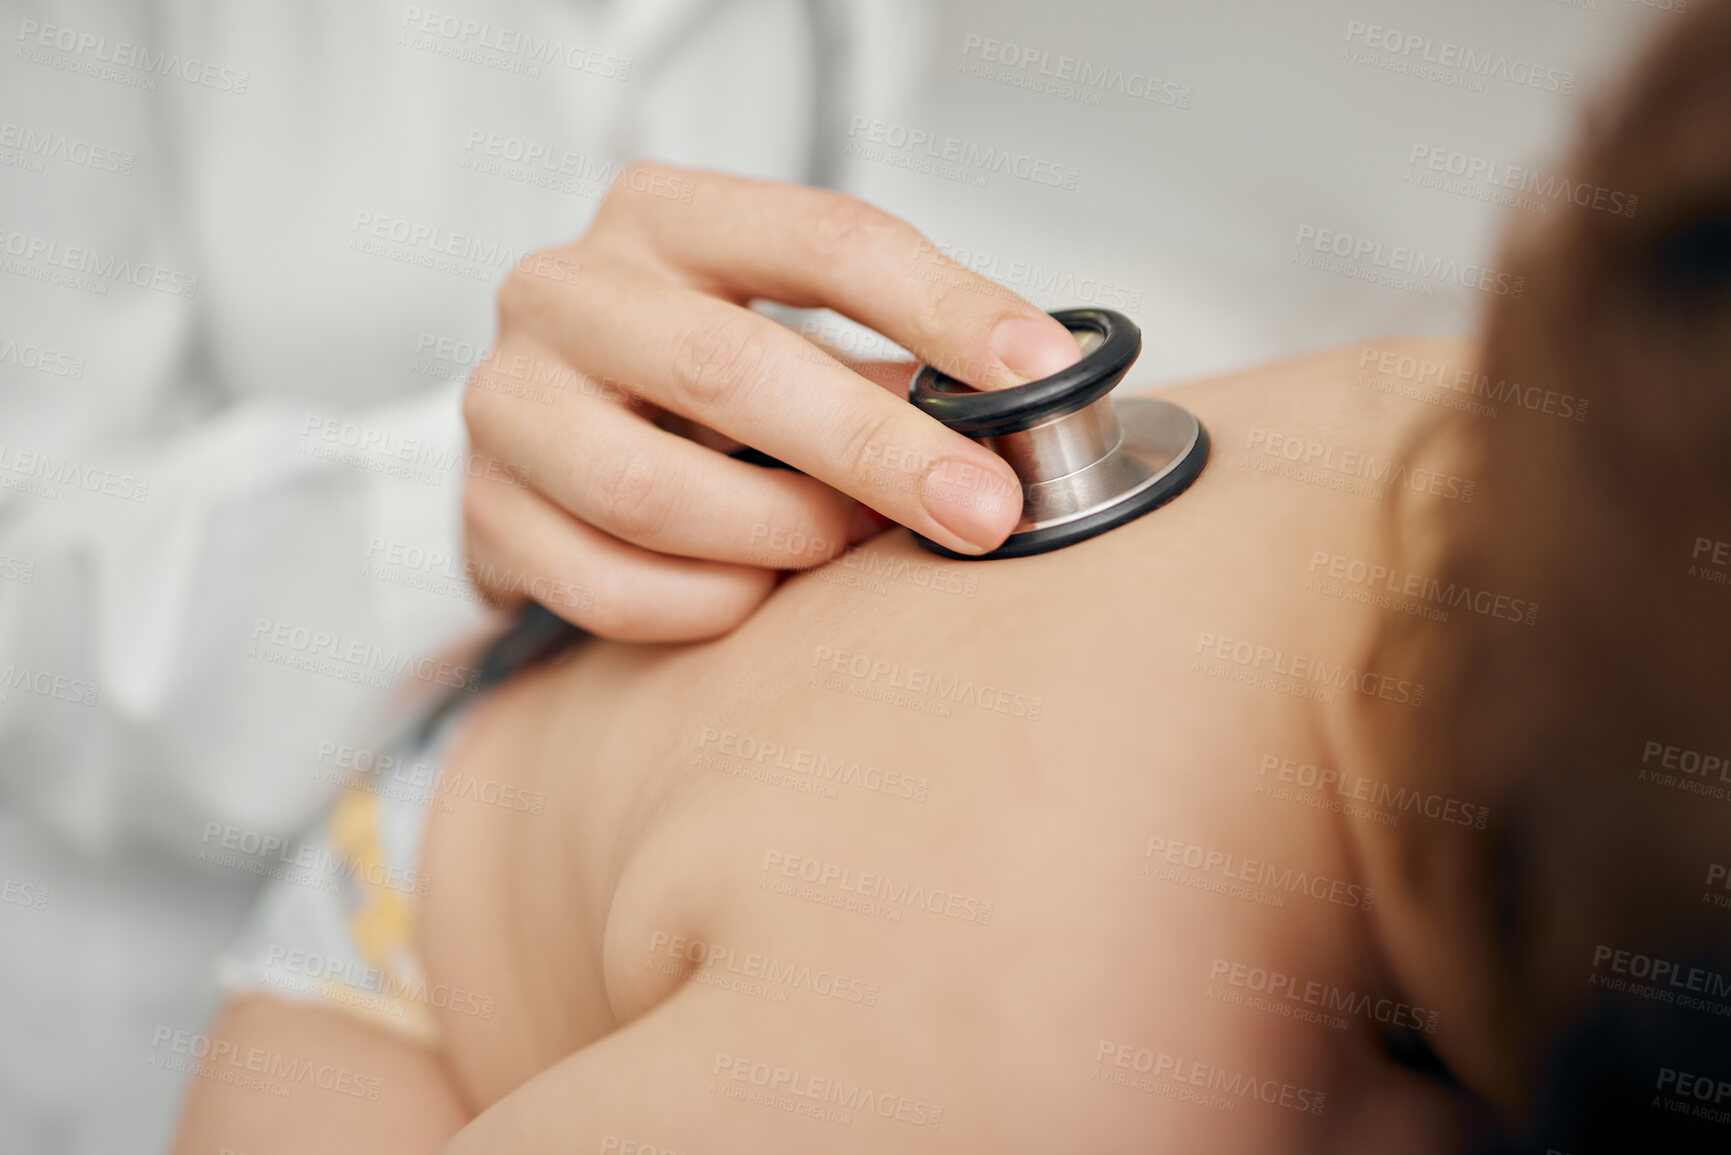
xmin=908 ymin=307 xmax=1142 ymax=437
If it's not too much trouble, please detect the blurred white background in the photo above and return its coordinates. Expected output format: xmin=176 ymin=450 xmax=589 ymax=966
xmin=0 ymin=0 xmax=1660 ymax=1149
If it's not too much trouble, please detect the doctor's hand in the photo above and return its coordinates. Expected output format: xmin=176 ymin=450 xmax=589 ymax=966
xmin=462 ymin=161 xmax=1081 ymax=642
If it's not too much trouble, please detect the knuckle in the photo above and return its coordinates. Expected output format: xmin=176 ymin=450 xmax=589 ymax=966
xmin=575 ymin=571 xmax=635 ymax=637
xmin=460 ymin=374 xmax=488 ymax=430
xmin=615 ymin=158 xmax=668 ymax=192
xmin=581 ymin=605 xmax=631 ymax=639
xmin=591 ymin=444 xmax=685 ymax=543
xmin=598 ymin=159 xmax=669 ymax=218
xmin=587 ymin=569 xmax=765 ymax=643
xmin=459 ymin=487 xmax=502 ymax=582
xmin=461 ymin=369 xmax=501 ymax=431
xmin=460 ymin=476 xmax=487 ymax=532
xmin=669 ymin=313 xmax=776 ymax=412
xmin=688 ymin=581 xmax=766 ymax=638
xmin=913 ymin=278 xmax=977 ymax=361
xmin=574 ymin=567 xmax=654 ymax=640
xmin=836 ymin=408 xmax=898 ymax=490
xmin=806 ymin=192 xmax=898 ymax=263
xmin=498 ymin=243 xmax=583 ymax=320
xmin=497 ymin=259 xmax=544 ymax=320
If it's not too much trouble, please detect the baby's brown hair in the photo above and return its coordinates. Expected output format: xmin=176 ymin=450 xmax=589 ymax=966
xmin=1354 ymin=2 xmax=1731 ymax=1149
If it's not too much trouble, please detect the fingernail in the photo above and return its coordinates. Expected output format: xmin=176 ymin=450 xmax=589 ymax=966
xmin=989 ymin=315 xmax=1083 ymax=387
xmin=921 ymin=457 xmax=1019 ymax=553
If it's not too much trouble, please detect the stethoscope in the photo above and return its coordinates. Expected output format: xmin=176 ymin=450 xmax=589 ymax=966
xmin=416 ymin=5 xmax=1211 ymax=738
xmin=421 ymin=307 xmax=1210 ymax=746
xmin=907 ymin=307 xmax=1208 ymax=559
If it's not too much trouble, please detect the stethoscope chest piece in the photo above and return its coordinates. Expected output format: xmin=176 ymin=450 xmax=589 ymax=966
xmin=909 ymin=308 xmax=1209 ymax=560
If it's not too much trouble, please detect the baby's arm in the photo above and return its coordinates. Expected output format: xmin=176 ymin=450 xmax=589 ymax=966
xmin=172 ymin=995 xmax=469 ymax=1155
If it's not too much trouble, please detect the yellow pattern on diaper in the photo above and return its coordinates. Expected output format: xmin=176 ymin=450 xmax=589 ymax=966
xmin=321 ymin=787 xmax=440 ymax=1045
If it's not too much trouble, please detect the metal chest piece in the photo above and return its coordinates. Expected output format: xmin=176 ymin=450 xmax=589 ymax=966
xmin=909 ymin=308 xmax=1209 ymax=560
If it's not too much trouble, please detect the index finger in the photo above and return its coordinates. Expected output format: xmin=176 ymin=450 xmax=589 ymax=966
xmin=604 ymin=162 xmax=1085 ymax=391
xmin=529 ymin=269 xmax=1025 ymax=556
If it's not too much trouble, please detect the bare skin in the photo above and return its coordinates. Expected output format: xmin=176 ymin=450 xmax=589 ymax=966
xmin=176 ymin=337 xmax=1489 ymax=1154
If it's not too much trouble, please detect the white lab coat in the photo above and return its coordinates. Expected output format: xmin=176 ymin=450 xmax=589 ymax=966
xmin=0 ymin=0 xmax=1656 ymax=1149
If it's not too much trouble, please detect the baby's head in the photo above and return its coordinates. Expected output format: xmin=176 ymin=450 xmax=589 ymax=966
xmin=1346 ymin=1 xmax=1731 ymax=1148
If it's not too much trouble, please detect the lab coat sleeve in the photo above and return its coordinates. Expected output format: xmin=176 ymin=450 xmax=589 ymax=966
xmin=0 ymin=3 xmax=493 ymax=862
xmin=0 ymin=378 xmax=492 ymax=861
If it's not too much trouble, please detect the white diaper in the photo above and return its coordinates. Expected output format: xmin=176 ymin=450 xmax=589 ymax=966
xmin=214 ymin=707 xmax=474 ymax=1046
